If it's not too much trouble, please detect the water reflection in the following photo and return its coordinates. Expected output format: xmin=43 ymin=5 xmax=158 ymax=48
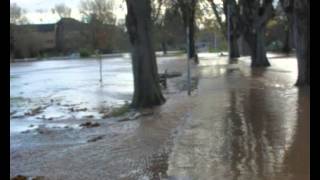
xmin=281 ymin=87 xmax=310 ymax=179
xmin=224 ymin=68 xmax=308 ymax=179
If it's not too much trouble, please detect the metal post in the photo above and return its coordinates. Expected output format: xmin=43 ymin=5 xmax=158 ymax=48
xmin=187 ymin=26 xmax=191 ymax=96
xmin=99 ymin=56 xmax=102 ymax=84
xmin=97 ymin=50 xmax=102 ymax=86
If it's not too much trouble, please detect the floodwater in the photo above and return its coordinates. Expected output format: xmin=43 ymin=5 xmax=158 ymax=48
xmin=10 ymin=53 xmax=309 ymax=180
xmin=167 ymin=54 xmax=309 ymax=180
xmin=10 ymin=56 xmax=134 ymax=123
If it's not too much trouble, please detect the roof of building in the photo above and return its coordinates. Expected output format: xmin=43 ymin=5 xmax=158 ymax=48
xmin=17 ymin=23 xmax=56 ymax=32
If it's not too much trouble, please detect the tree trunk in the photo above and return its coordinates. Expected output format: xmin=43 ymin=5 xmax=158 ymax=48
xmin=282 ymin=27 xmax=291 ymax=54
xmin=238 ymin=35 xmax=251 ymax=56
xmin=188 ymin=18 xmax=198 ymax=64
xmin=125 ymin=0 xmax=165 ymax=108
xmin=161 ymin=41 xmax=167 ymax=55
xmin=228 ymin=3 xmax=240 ymax=59
xmin=178 ymin=0 xmax=198 ymax=64
xmin=293 ymin=0 xmax=309 ymax=86
xmin=230 ymin=35 xmax=240 ymax=58
xmin=282 ymin=14 xmax=292 ymax=54
xmin=239 ymin=0 xmax=273 ymax=67
xmin=188 ymin=1 xmax=198 ymax=64
xmin=245 ymin=27 xmax=271 ymax=67
xmin=209 ymin=0 xmax=240 ymax=59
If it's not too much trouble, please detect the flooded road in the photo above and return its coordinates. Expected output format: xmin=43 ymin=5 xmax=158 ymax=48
xmin=167 ymin=55 xmax=309 ymax=180
xmin=10 ymin=53 xmax=309 ymax=180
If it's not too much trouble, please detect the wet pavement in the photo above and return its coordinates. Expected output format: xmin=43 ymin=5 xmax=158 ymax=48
xmin=10 ymin=53 xmax=309 ymax=180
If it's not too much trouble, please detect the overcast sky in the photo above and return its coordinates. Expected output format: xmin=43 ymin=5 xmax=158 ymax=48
xmin=10 ymin=0 xmax=127 ymax=24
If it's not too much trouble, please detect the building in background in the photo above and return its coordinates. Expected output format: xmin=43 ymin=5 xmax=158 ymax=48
xmin=11 ymin=18 xmax=129 ymax=59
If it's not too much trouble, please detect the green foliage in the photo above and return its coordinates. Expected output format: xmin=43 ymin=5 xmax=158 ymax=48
xmin=79 ymin=48 xmax=92 ymax=58
xmin=267 ymin=41 xmax=283 ymax=52
xmin=267 ymin=19 xmax=278 ymax=29
xmin=37 ymin=53 xmax=48 ymax=60
xmin=217 ymin=40 xmax=228 ymax=51
xmin=172 ymin=51 xmax=185 ymax=56
xmin=209 ymin=47 xmax=219 ymax=52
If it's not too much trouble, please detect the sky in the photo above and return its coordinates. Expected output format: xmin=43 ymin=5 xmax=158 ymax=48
xmin=10 ymin=0 xmax=127 ymax=24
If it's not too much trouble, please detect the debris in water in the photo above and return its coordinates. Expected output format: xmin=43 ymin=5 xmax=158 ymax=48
xmin=36 ymin=115 xmax=53 ymax=121
xmin=35 ymin=126 xmax=51 ymax=134
xmin=11 ymin=115 xmax=25 ymax=119
xmin=24 ymin=107 xmax=43 ymax=116
xmin=69 ymin=107 xmax=88 ymax=112
xmin=24 ymin=105 xmax=49 ymax=116
xmin=80 ymin=121 xmax=100 ymax=128
xmin=87 ymin=135 xmax=105 ymax=142
xmin=118 ymin=111 xmax=154 ymax=122
xmin=21 ymin=130 xmax=30 ymax=134
xmin=102 ymin=113 xmax=111 ymax=119
xmin=11 ymin=175 xmax=45 ymax=180
xmin=10 ymin=111 xmax=17 ymax=116
xmin=83 ymin=115 xmax=94 ymax=118
xmin=159 ymin=71 xmax=182 ymax=78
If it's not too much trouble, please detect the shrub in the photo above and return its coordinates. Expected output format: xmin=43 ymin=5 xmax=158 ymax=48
xmin=79 ymin=48 xmax=92 ymax=58
xmin=267 ymin=41 xmax=283 ymax=52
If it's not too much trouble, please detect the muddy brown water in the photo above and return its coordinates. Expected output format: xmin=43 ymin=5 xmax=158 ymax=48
xmin=10 ymin=53 xmax=309 ymax=180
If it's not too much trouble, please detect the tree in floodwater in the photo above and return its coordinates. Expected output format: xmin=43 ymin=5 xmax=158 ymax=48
xmin=152 ymin=2 xmax=185 ymax=55
xmin=10 ymin=3 xmax=29 ymax=25
xmin=125 ymin=0 xmax=166 ymax=108
xmin=207 ymin=0 xmax=241 ymax=58
xmin=239 ymin=0 xmax=274 ymax=67
xmin=280 ymin=0 xmax=309 ymax=86
xmin=151 ymin=0 xmax=168 ymax=55
xmin=276 ymin=2 xmax=293 ymax=54
xmin=52 ymin=4 xmax=72 ymax=18
xmin=80 ymin=0 xmax=116 ymax=51
xmin=175 ymin=0 xmax=199 ymax=64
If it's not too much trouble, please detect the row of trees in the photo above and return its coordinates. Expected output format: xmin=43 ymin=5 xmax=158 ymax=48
xmin=10 ymin=0 xmax=309 ymax=107
xmin=125 ymin=0 xmax=309 ymax=108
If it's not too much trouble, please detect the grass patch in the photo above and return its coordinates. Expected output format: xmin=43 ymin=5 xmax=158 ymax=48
xmin=110 ymin=102 xmax=131 ymax=117
xmin=10 ymin=75 xmax=19 ymax=79
xmin=209 ymin=47 xmax=227 ymax=53
xmin=172 ymin=51 xmax=185 ymax=56
xmin=37 ymin=53 xmax=48 ymax=60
